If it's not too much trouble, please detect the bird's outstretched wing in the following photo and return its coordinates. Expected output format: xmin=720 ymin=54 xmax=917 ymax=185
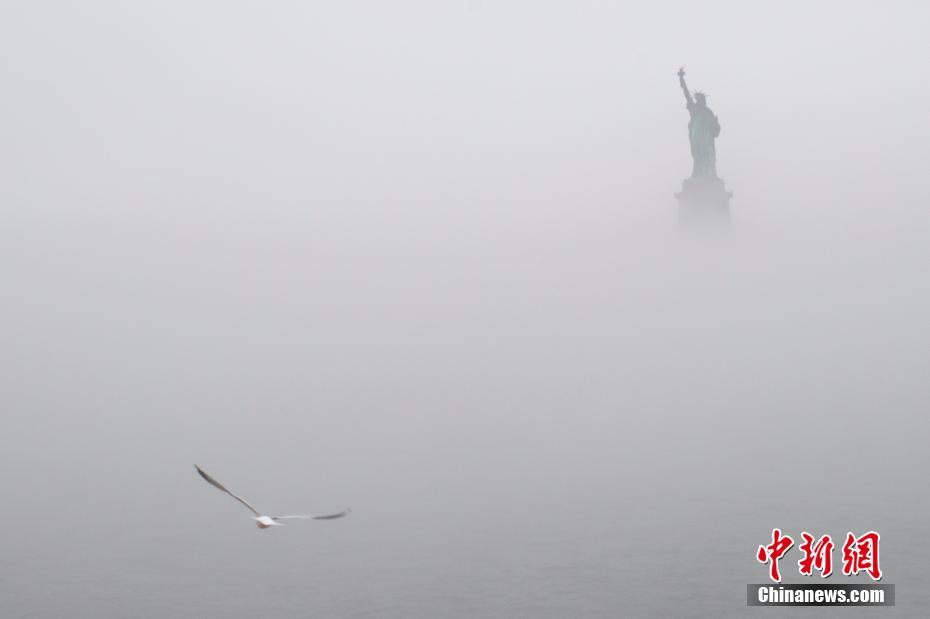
xmin=273 ymin=508 xmax=351 ymax=521
xmin=194 ymin=465 xmax=261 ymax=516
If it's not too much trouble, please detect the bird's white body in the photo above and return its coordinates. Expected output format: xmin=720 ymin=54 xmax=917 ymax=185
xmin=254 ymin=516 xmax=283 ymax=529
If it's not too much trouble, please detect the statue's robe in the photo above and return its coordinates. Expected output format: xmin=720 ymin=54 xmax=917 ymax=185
xmin=687 ymin=102 xmax=720 ymax=178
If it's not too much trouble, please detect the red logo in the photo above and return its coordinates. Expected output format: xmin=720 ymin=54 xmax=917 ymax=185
xmin=757 ymin=529 xmax=882 ymax=582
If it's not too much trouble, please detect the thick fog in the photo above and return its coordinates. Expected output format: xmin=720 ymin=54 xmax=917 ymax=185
xmin=2 ymin=2 xmax=929 ymax=617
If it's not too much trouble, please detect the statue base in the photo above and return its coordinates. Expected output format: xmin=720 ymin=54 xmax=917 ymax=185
xmin=675 ymin=176 xmax=732 ymax=225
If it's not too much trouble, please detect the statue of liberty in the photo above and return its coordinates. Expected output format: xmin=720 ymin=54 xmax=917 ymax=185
xmin=674 ymin=67 xmax=730 ymax=224
xmin=678 ymin=67 xmax=720 ymax=178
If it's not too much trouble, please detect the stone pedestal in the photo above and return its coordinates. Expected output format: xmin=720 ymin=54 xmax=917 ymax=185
xmin=675 ymin=176 xmax=732 ymax=225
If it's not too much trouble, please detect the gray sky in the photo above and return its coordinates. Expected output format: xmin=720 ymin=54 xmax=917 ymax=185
xmin=2 ymin=2 xmax=929 ymax=616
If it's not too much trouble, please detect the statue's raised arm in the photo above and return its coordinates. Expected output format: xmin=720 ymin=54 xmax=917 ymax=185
xmin=678 ymin=67 xmax=694 ymax=109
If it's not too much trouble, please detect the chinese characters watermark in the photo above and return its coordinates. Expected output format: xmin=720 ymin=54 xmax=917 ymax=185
xmin=756 ymin=529 xmax=881 ymax=582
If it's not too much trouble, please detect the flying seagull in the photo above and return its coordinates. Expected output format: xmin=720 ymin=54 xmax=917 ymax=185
xmin=195 ymin=465 xmax=350 ymax=529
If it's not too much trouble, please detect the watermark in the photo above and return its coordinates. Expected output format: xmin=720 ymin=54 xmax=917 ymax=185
xmin=748 ymin=584 xmax=894 ymax=606
xmin=756 ymin=529 xmax=882 ymax=582
xmin=750 ymin=529 xmax=893 ymax=607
